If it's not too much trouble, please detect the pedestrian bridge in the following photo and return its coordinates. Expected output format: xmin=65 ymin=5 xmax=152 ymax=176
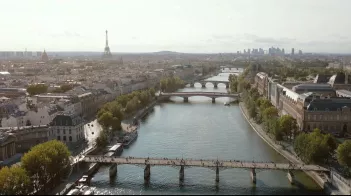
xmin=188 ymin=80 xmax=230 ymax=88
xmin=82 ymin=156 xmax=329 ymax=185
xmin=158 ymin=92 xmax=239 ymax=103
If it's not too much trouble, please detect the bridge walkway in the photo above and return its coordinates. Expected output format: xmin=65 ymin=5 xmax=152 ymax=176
xmin=82 ymin=156 xmax=328 ymax=172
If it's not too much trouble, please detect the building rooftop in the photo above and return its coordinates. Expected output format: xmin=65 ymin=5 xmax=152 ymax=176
xmin=307 ymin=98 xmax=351 ymax=111
xmin=256 ymin=72 xmax=268 ymax=79
xmin=336 ymin=89 xmax=351 ymax=97
xmin=292 ymin=83 xmax=335 ymax=92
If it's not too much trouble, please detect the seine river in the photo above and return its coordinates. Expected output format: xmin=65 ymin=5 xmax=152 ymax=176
xmin=90 ymin=73 xmax=324 ymax=195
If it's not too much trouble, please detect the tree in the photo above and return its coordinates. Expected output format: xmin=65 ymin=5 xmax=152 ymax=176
xmin=159 ymin=76 xmax=185 ymax=92
xmin=26 ymin=84 xmax=48 ymax=96
xmin=96 ymin=130 xmax=109 ymax=148
xmin=0 ymin=166 xmax=32 ymax=195
xmin=21 ymin=140 xmax=70 ymax=192
xmin=279 ymin=115 xmax=297 ymax=141
xmin=107 ymin=103 xmax=124 ymax=120
xmin=248 ymin=104 xmax=257 ymax=119
xmin=116 ymin=95 xmax=130 ymax=108
xmin=148 ymin=88 xmax=156 ymax=97
xmin=293 ymin=129 xmax=336 ymax=164
xmin=111 ymin=117 xmax=121 ymax=131
xmin=337 ymin=140 xmax=351 ymax=168
xmin=97 ymin=111 xmax=114 ymax=129
xmin=262 ymin=107 xmax=278 ymax=122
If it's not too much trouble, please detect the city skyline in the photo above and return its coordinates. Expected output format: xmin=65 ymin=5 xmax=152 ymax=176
xmin=1 ymin=0 xmax=351 ymax=53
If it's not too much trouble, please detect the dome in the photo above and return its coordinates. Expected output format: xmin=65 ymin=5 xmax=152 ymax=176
xmin=41 ymin=50 xmax=49 ymax=62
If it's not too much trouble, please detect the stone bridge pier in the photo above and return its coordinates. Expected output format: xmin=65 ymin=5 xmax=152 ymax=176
xmin=212 ymin=97 xmax=216 ymax=103
xmin=213 ymin=82 xmax=218 ymax=88
xmin=287 ymin=170 xmax=295 ymax=184
xmin=109 ymin=163 xmax=117 ymax=179
xmin=190 ymin=83 xmax=195 ymax=87
xmin=179 ymin=165 xmax=185 ymax=184
xmin=183 ymin=97 xmax=189 ymax=102
xmin=144 ymin=164 xmax=151 ymax=184
xmin=226 ymin=83 xmax=229 ymax=89
xmin=251 ymin=168 xmax=256 ymax=184
xmin=216 ymin=166 xmax=219 ymax=183
xmin=201 ymin=82 xmax=206 ymax=88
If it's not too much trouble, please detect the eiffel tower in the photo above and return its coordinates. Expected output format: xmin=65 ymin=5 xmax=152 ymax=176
xmin=103 ymin=30 xmax=112 ymax=58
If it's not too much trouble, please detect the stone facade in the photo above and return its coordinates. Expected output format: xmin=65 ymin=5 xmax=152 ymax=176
xmin=257 ymin=71 xmax=351 ymax=137
xmin=254 ymin=72 xmax=269 ymax=98
xmin=0 ymin=133 xmax=16 ymax=161
xmin=49 ymin=113 xmax=85 ymax=144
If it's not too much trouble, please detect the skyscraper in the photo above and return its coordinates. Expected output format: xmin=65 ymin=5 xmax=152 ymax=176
xmin=291 ymin=48 xmax=295 ymax=55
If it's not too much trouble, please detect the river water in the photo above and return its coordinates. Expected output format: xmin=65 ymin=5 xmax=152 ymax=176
xmin=90 ymin=73 xmax=325 ymax=195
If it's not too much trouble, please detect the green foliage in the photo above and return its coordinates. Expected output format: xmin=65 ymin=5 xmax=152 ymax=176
xmin=21 ymin=140 xmax=70 ymax=192
xmin=0 ymin=165 xmax=32 ymax=195
xmin=279 ymin=115 xmax=298 ymax=140
xmin=262 ymin=107 xmax=278 ymax=122
xmin=229 ymin=74 xmax=239 ymax=93
xmin=97 ymin=88 xmax=156 ymax=131
xmin=337 ymin=140 xmax=351 ymax=168
xmin=263 ymin=62 xmax=342 ymax=79
xmin=294 ymin=128 xmax=337 ymax=164
xmin=248 ymin=103 xmax=257 ymax=119
xmin=26 ymin=84 xmax=48 ymax=96
xmin=160 ymin=76 xmax=185 ymax=92
xmin=97 ymin=111 xmax=114 ymax=129
xmin=96 ymin=130 xmax=109 ymax=149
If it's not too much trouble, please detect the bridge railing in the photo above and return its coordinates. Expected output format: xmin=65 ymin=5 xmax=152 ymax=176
xmin=83 ymin=156 xmax=325 ymax=168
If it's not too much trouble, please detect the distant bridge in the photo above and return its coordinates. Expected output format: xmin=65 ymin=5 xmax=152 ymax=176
xmin=220 ymin=68 xmax=244 ymax=73
xmin=187 ymin=80 xmax=230 ymax=88
xmin=158 ymin=92 xmax=239 ymax=103
xmin=82 ymin=156 xmax=329 ymax=185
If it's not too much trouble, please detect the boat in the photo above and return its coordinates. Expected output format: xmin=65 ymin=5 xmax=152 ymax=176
xmin=123 ymin=130 xmax=138 ymax=147
xmin=66 ymin=188 xmax=80 ymax=195
xmin=80 ymin=186 xmax=95 ymax=195
xmin=224 ymin=102 xmax=230 ymax=106
xmin=83 ymin=189 xmax=95 ymax=195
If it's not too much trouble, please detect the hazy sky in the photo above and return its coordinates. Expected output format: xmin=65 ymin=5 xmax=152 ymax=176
xmin=1 ymin=0 xmax=351 ymax=53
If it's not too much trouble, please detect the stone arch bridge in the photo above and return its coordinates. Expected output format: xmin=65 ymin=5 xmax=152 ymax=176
xmin=158 ymin=92 xmax=240 ymax=103
xmin=188 ymin=80 xmax=230 ymax=88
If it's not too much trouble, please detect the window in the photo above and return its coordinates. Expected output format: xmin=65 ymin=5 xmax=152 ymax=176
xmin=63 ymin=136 xmax=66 ymax=141
xmin=57 ymin=129 xmax=60 ymax=134
xmin=308 ymin=115 xmax=311 ymax=120
xmin=63 ymin=130 xmax=66 ymax=134
xmin=57 ymin=136 xmax=60 ymax=140
xmin=313 ymin=115 xmax=316 ymax=120
xmin=69 ymin=136 xmax=72 ymax=142
xmin=337 ymin=115 xmax=340 ymax=120
xmin=69 ymin=129 xmax=71 ymax=134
